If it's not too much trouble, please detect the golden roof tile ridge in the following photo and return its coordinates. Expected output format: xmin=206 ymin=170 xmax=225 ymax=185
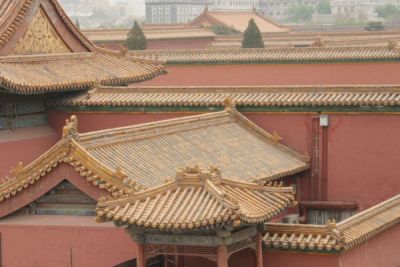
xmin=130 ymin=46 xmax=400 ymax=64
xmin=0 ymin=52 xmax=94 ymax=63
xmin=77 ymin=111 xmax=231 ymax=148
xmin=337 ymin=194 xmax=400 ymax=231
xmin=50 ymin=84 xmax=400 ymax=108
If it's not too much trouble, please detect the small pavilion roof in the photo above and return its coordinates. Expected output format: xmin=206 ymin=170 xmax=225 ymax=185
xmin=264 ymin=193 xmax=400 ymax=253
xmin=96 ymin=166 xmax=295 ymax=231
xmin=0 ymin=0 xmax=165 ymax=95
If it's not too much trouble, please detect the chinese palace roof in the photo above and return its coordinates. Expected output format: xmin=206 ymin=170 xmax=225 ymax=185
xmin=264 ymin=193 xmax=400 ymax=253
xmin=0 ymin=104 xmax=309 ymax=205
xmin=96 ymin=166 xmax=295 ymax=230
xmin=50 ymin=85 xmax=400 ymax=109
xmin=130 ymin=45 xmax=400 ymax=64
xmin=190 ymin=9 xmax=290 ymax=33
xmin=0 ymin=0 xmax=164 ymax=95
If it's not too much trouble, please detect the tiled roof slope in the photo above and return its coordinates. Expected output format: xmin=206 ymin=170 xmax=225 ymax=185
xmin=264 ymin=193 xmax=400 ymax=253
xmin=77 ymin=106 xmax=309 ymax=189
xmin=50 ymin=85 xmax=400 ymax=108
xmin=0 ymin=52 xmax=164 ymax=95
xmin=130 ymin=46 xmax=400 ymax=64
xmin=96 ymin=166 xmax=295 ymax=230
xmin=0 ymin=109 xmax=309 ymax=204
xmin=0 ymin=0 xmax=165 ymax=94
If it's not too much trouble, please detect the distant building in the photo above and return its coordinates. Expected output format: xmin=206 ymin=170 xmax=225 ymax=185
xmin=211 ymin=0 xmax=261 ymax=10
xmin=259 ymin=0 xmax=319 ymax=21
xmin=146 ymin=0 xmax=212 ymax=24
xmin=145 ymin=0 xmax=263 ymax=24
xmin=331 ymin=0 xmax=400 ymax=19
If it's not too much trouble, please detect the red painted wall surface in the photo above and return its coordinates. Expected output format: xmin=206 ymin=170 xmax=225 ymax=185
xmin=0 ymin=220 xmax=137 ymax=267
xmin=326 ymin=114 xmax=400 ymax=210
xmin=0 ymin=127 xmax=58 ymax=177
xmin=265 ymin=251 xmax=339 ymax=267
xmin=339 ymin=224 xmax=400 ymax=267
xmin=47 ymin=112 xmax=190 ymax=136
xmin=136 ymin=63 xmax=400 ymax=86
xmin=147 ymin=38 xmax=213 ymax=50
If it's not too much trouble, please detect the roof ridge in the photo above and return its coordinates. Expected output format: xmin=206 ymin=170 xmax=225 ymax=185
xmin=52 ymin=84 xmax=400 ymax=109
xmin=130 ymin=46 xmax=400 ymax=64
xmin=78 ymin=111 xmax=231 ymax=148
xmin=337 ymin=194 xmax=400 ymax=230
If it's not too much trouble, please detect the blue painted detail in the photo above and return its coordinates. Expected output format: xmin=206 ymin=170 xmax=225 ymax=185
xmin=14 ymin=114 xmax=47 ymax=128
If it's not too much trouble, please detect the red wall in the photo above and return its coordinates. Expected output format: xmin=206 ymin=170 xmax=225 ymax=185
xmin=147 ymin=38 xmax=213 ymax=50
xmin=0 ymin=127 xmax=59 ymax=178
xmin=0 ymin=221 xmax=137 ymax=267
xmin=136 ymin=62 xmax=400 ymax=86
xmin=265 ymin=251 xmax=339 ymax=267
xmin=326 ymin=114 xmax=400 ymax=210
xmin=2 ymin=222 xmax=398 ymax=267
xmin=338 ymin=224 xmax=400 ymax=267
xmin=47 ymin=112 xmax=190 ymax=136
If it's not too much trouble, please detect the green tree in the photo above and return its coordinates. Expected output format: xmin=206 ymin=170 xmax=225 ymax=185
xmin=242 ymin=19 xmax=264 ymax=48
xmin=376 ymin=4 xmax=400 ymax=19
xmin=365 ymin=21 xmax=385 ymax=31
xmin=317 ymin=0 xmax=331 ymax=14
xmin=287 ymin=4 xmax=315 ymax=23
xmin=210 ymin=25 xmax=240 ymax=35
xmin=126 ymin=21 xmax=147 ymax=50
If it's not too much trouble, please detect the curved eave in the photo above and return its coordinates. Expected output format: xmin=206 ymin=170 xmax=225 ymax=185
xmin=0 ymin=63 xmax=165 ymax=95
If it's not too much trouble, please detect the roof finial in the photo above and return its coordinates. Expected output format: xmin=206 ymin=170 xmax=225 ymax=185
xmin=62 ymin=115 xmax=79 ymax=139
xmin=388 ymin=40 xmax=398 ymax=50
xmin=224 ymin=96 xmax=236 ymax=112
xmin=10 ymin=162 xmax=24 ymax=177
xmin=271 ymin=130 xmax=283 ymax=143
xmin=312 ymin=35 xmax=325 ymax=48
xmin=204 ymin=5 xmax=209 ymax=13
xmin=114 ymin=166 xmax=127 ymax=181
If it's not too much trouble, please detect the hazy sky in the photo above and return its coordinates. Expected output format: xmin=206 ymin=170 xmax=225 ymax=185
xmin=110 ymin=0 xmax=145 ymax=16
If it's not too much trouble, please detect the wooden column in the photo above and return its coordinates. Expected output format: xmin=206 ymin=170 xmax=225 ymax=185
xmin=176 ymin=255 xmax=184 ymax=267
xmin=255 ymin=233 xmax=263 ymax=267
xmin=137 ymin=243 xmax=146 ymax=267
xmin=217 ymin=245 xmax=228 ymax=267
xmin=164 ymin=255 xmax=168 ymax=267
